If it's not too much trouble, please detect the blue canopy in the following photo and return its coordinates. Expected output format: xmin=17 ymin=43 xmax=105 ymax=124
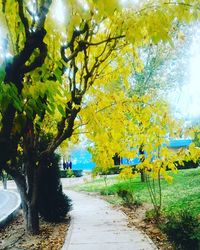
xmin=169 ymin=139 xmax=192 ymax=148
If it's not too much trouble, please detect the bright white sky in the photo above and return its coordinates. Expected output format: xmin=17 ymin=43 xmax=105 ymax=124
xmin=120 ymin=0 xmax=140 ymax=5
xmin=171 ymin=28 xmax=200 ymax=120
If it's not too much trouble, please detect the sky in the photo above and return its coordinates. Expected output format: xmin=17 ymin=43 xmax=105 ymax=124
xmin=171 ymin=26 xmax=200 ymax=121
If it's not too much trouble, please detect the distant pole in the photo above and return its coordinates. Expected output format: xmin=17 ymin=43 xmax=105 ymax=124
xmin=1 ymin=171 xmax=7 ymax=189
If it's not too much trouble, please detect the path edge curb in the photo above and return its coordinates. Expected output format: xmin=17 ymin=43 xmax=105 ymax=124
xmin=61 ymin=214 xmax=73 ymax=250
xmin=0 ymin=190 xmax=21 ymax=228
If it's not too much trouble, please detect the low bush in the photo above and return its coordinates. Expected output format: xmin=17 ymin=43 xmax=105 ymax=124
xmin=145 ymin=209 xmax=158 ymax=221
xmin=162 ymin=210 xmax=200 ymax=250
xmin=173 ymin=160 xmax=199 ymax=170
xmin=100 ymin=189 xmax=116 ymax=195
xmin=117 ymin=188 xmax=142 ymax=208
xmin=107 ymin=166 xmax=121 ymax=175
xmin=59 ymin=169 xmax=83 ymax=178
xmin=73 ymin=170 xmax=83 ymax=177
xmin=97 ymin=166 xmax=121 ymax=176
xmin=66 ymin=169 xmax=75 ymax=178
xmin=59 ymin=170 xmax=68 ymax=178
xmin=98 ymin=165 xmax=137 ymax=175
xmin=38 ymin=153 xmax=72 ymax=222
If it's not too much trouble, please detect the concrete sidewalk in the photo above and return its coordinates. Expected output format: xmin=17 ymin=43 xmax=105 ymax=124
xmin=0 ymin=190 xmax=21 ymax=227
xmin=62 ymin=190 xmax=157 ymax=250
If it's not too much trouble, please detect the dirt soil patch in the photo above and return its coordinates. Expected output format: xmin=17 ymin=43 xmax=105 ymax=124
xmin=0 ymin=210 xmax=69 ymax=250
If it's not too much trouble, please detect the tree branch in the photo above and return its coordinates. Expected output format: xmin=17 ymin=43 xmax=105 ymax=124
xmin=37 ymin=0 xmax=52 ymax=29
xmin=61 ymin=23 xmax=89 ymax=63
xmin=84 ymin=35 xmax=125 ymax=46
xmin=22 ymin=42 xmax=48 ymax=73
xmin=41 ymin=107 xmax=80 ymax=156
xmin=17 ymin=0 xmax=29 ymax=38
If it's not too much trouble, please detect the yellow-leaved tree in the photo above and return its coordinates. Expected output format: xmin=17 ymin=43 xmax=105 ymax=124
xmin=0 ymin=0 xmax=200 ymax=234
xmin=80 ymin=82 xmax=200 ymax=217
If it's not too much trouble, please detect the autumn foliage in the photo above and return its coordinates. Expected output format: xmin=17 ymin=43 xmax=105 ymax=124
xmin=0 ymin=0 xmax=200 ymax=234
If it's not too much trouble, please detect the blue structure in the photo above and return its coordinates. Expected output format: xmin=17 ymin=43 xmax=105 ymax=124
xmin=70 ymin=148 xmax=96 ymax=170
xmin=121 ymin=138 xmax=192 ymax=166
xmin=69 ymin=139 xmax=192 ymax=170
xmin=169 ymin=139 xmax=192 ymax=148
xmin=121 ymin=156 xmax=140 ymax=165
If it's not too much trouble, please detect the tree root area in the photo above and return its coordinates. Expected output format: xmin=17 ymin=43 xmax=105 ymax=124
xmin=0 ymin=210 xmax=69 ymax=250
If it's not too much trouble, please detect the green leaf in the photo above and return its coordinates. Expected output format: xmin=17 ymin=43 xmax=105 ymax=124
xmin=54 ymin=67 xmax=62 ymax=83
xmin=0 ymin=65 xmax=6 ymax=83
xmin=13 ymin=99 xmax=22 ymax=112
xmin=57 ymin=104 xmax=66 ymax=117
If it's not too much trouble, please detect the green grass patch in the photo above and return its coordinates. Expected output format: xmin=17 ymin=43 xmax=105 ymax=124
xmin=73 ymin=176 xmax=119 ymax=193
xmin=73 ymin=168 xmax=200 ymax=215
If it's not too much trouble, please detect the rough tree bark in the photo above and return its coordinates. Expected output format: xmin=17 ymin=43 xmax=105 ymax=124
xmin=5 ymin=158 xmax=40 ymax=234
xmin=0 ymin=0 xmax=52 ymax=234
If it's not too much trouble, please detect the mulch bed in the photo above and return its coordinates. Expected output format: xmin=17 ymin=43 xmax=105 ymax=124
xmin=0 ymin=210 xmax=69 ymax=250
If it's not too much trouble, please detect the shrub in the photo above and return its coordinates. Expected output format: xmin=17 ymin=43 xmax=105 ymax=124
xmin=98 ymin=166 xmax=137 ymax=175
xmin=145 ymin=209 xmax=157 ymax=221
xmin=97 ymin=166 xmax=120 ymax=175
xmin=174 ymin=160 xmax=199 ymax=170
xmin=59 ymin=169 xmax=68 ymax=178
xmin=117 ymin=189 xmax=142 ymax=208
xmin=66 ymin=169 xmax=75 ymax=178
xmin=100 ymin=189 xmax=116 ymax=196
xmin=107 ymin=166 xmax=121 ymax=175
xmin=162 ymin=210 xmax=200 ymax=250
xmin=38 ymin=149 xmax=72 ymax=222
xmin=59 ymin=169 xmax=83 ymax=178
xmin=73 ymin=170 xmax=83 ymax=177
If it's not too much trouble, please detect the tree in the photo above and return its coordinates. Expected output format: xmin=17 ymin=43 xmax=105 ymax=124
xmin=86 ymin=89 xmax=200 ymax=215
xmin=124 ymin=32 xmax=193 ymax=182
xmin=0 ymin=0 xmax=199 ymax=234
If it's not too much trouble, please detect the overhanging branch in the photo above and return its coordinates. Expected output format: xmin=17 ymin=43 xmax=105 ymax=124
xmin=17 ymin=0 xmax=29 ymax=38
xmin=22 ymin=42 xmax=48 ymax=73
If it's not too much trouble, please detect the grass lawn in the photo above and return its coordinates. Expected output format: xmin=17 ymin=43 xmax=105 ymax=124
xmin=73 ymin=168 xmax=200 ymax=215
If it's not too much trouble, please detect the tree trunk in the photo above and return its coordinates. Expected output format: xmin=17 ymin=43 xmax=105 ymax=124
xmin=140 ymin=170 xmax=146 ymax=183
xmin=12 ymin=168 xmax=40 ymax=235
xmin=17 ymin=185 xmax=40 ymax=234
xmin=23 ymin=202 xmax=39 ymax=234
xmin=139 ymin=146 xmax=146 ymax=182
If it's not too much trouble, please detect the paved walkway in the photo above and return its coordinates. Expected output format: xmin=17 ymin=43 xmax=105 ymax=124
xmin=62 ymin=190 xmax=157 ymax=250
xmin=61 ymin=175 xmax=93 ymax=188
xmin=0 ymin=190 xmax=21 ymax=226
